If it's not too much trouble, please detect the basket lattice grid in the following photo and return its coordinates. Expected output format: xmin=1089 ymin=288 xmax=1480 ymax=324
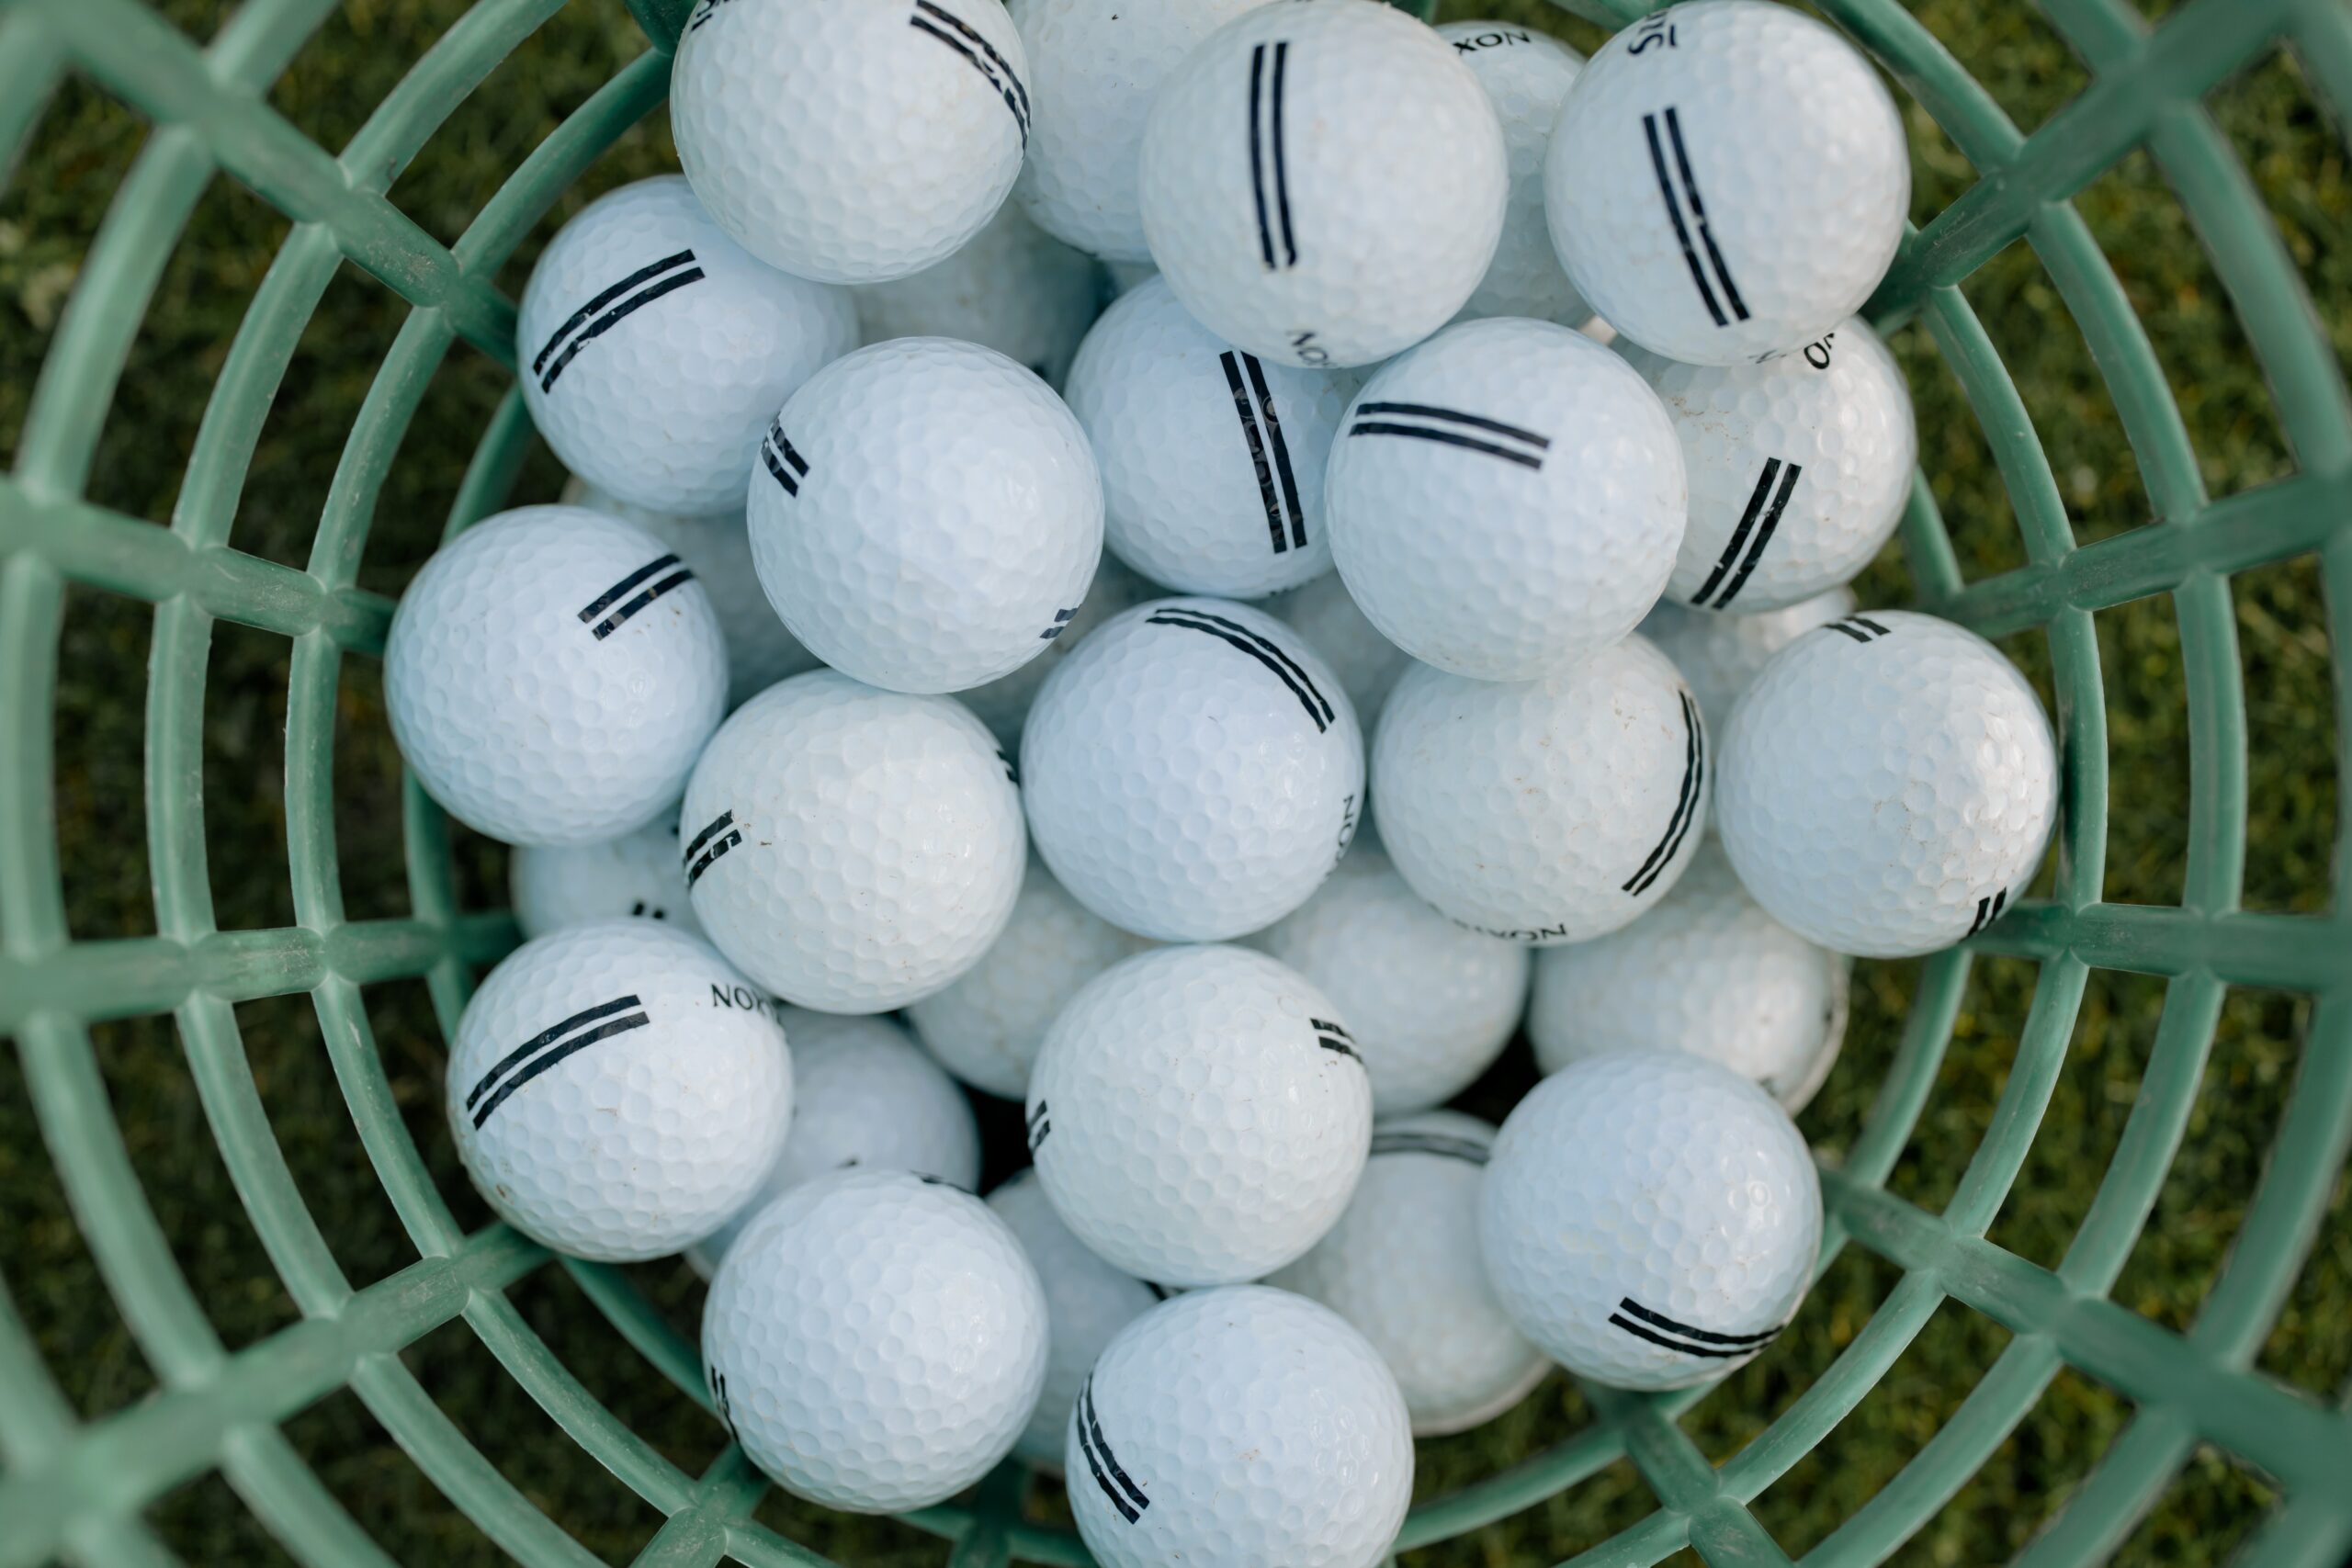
xmin=0 ymin=0 xmax=2347 ymax=1562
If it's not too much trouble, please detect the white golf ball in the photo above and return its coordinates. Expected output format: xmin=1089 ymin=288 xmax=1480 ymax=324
xmin=1373 ymin=637 xmax=1707 ymax=945
xmin=1068 ymin=1285 xmax=1412 ymax=1568
xmin=1326 ymin=317 xmax=1685 ymax=680
xmin=1026 ymin=944 xmax=1372 ymax=1286
xmin=1638 ymin=586 xmax=1856 ymax=740
xmin=1255 ymin=840 xmax=1528 ymax=1116
xmin=517 ymin=177 xmax=858 ymax=516
xmin=689 ymin=1008 xmax=981 ymax=1275
xmin=1022 ymin=596 xmax=1363 ymax=942
xmin=1264 ymin=569 xmax=1408 ymax=732
xmin=747 ymin=337 xmax=1102 ymax=694
xmin=1622 ymin=317 xmax=1917 ymax=614
xmin=1268 ymin=1111 xmax=1549 ymax=1435
xmin=1008 ymin=0 xmax=1281 ymax=263
xmin=1544 ymin=0 xmax=1909 ymax=366
xmin=385 ymin=506 xmax=728 ymax=847
xmin=1064 ymin=276 xmax=1354 ymax=597
xmin=1438 ymin=20 xmax=1589 ymax=326
xmin=1717 ymin=609 xmax=2059 ymax=958
xmin=1529 ymin=840 xmax=1848 ymax=1113
xmin=560 ymin=477 xmax=821 ymax=708
xmin=1138 ymin=0 xmax=1507 ymax=367
xmin=509 ymin=817 xmax=701 ymax=941
xmin=957 ymin=554 xmax=1160 ymax=752
xmin=909 ymin=854 xmax=1156 ymax=1100
xmin=680 ymin=671 xmax=1026 ymax=1010
xmin=988 ymin=1168 xmax=1161 ymax=1472
xmin=703 ymin=1168 xmax=1047 ymax=1512
xmin=852 ymin=200 xmax=1105 ymax=389
xmin=1479 ymin=1051 xmax=1820 ymax=1391
xmin=671 ymin=0 xmax=1032 ymax=284
xmin=447 ymin=922 xmax=791 ymax=1262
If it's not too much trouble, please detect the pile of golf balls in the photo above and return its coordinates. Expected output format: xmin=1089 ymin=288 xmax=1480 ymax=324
xmin=379 ymin=2 xmax=2063 ymax=1559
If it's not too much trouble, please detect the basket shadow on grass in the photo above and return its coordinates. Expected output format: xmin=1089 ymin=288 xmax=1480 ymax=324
xmin=2 ymin=0 xmax=2346 ymax=1563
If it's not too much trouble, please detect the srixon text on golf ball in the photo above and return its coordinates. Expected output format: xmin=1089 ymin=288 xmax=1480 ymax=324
xmin=380 ymin=4 xmax=2058 ymax=1562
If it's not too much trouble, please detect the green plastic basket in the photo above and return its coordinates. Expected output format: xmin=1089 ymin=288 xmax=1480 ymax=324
xmin=2 ymin=0 xmax=2350 ymax=1562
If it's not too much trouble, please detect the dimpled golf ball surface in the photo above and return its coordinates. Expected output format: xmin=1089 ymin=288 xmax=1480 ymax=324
xmin=1257 ymin=840 xmax=1528 ymax=1115
xmin=1327 ymin=318 xmax=1686 ymax=680
xmin=447 ymin=922 xmax=791 ymax=1262
xmin=1719 ymin=609 xmax=2060 ymax=957
xmin=680 ymin=671 xmax=1025 ymax=1010
xmin=1622 ymin=318 xmax=1917 ymax=614
xmin=1065 ymin=276 xmax=1353 ymax=597
xmin=909 ymin=854 xmax=1156 ymax=1100
xmin=749 ymin=337 xmax=1104 ymax=694
xmin=384 ymin=506 xmax=728 ymax=847
xmin=690 ymin=1010 xmax=979 ymax=1275
xmin=1639 ymin=587 xmax=1855 ymax=739
xmin=1266 ymin=570 xmax=1409 ymax=732
xmin=1439 ymin=20 xmax=1589 ymax=326
xmin=1530 ymin=840 xmax=1848 ymax=1113
xmin=1480 ymin=1052 xmax=1820 ymax=1390
xmin=1545 ymin=0 xmax=1908 ymax=366
xmin=519 ymin=176 xmax=858 ymax=516
xmin=1022 ymin=597 xmax=1363 ymax=942
xmin=510 ymin=817 xmax=702 ymax=941
xmin=852 ymin=201 xmax=1104 ymax=389
xmin=562 ymin=478 xmax=822 ymax=706
xmin=1027 ymin=945 xmax=1372 ymax=1285
xmin=1374 ymin=637 xmax=1707 ymax=944
xmin=1009 ymin=0 xmax=1280 ymax=263
xmin=988 ymin=1168 xmax=1159 ymax=1472
xmin=1269 ymin=1112 xmax=1548 ymax=1435
xmin=1138 ymin=0 xmax=1507 ymax=367
xmin=958 ymin=555 xmax=1160 ymax=751
xmin=703 ymin=1168 xmax=1047 ymax=1512
xmin=1068 ymin=1285 xmax=1412 ymax=1568
xmin=671 ymin=0 xmax=1031 ymax=284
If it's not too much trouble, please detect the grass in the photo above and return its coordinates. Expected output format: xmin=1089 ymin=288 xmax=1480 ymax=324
xmin=1 ymin=0 xmax=2346 ymax=1563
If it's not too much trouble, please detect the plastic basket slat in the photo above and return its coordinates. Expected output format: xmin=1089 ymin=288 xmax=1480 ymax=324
xmin=1589 ymin=1385 xmax=1792 ymax=1566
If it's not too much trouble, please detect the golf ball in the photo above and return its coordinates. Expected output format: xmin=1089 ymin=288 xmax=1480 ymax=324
xmin=509 ymin=817 xmax=701 ymax=941
xmin=1638 ymin=586 xmax=1856 ymax=739
xmin=853 ymin=200 xmax=1105 ymax=389
xmin=1438 ymin=19 xmax=1589 ymax=326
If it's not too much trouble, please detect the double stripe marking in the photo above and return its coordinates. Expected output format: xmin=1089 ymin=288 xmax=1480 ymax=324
xmin=1347 ymin=402 xmax=1550 ymax=471
xmin=1643 ymin=107 xmax=1749 ymax=330
xmin=465 ymin=995 xmax=649 ymax=1129
xmin=1313 ymin=1017 xmax=1360 ymax=1063
xmin=1826 ymin=615 xmax=1894 ymax=645
xmin=1145 ymin=608 xmax=1333 ymax=733
xmin=1608 ymin=1296 xmax=1783 ymax=1359
xmin=1248 ymin=41 xmax=1298 ymax=270
xmin=684 ymin=810 xmax=741 ymax=888
xmin=1690 ymin=457 xmax=1803 ymax=609
xmin=1040 ymin=607 xmax=1080 ymax=641
xmin=1025 ymin=1100 xmax=1051 ymax=1153
xmin=760 ymin=417 xmax=809 ymax=497
xmin=1221 ymin=351 xmax=1306 ymax=554
xmin=1370 ymin=1131 xmax=1488 ymax=1165
xmin=910 ymin=1 xmax=1029 ymax=142
xmin=534 ymin=250 xmax=705 ymax=393
xmin=1623 ymin=692 xmax=1703 ymax=897
xmin=1076 ymin=1376 xmax=1149 ymax=1523
xmin=1965 ymin=887 xmax=2010 ymax=937
xmin=580 ymin=554 xmax=693 ymax=640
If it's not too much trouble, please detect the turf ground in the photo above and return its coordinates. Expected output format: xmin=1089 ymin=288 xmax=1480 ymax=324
xmin=1 ymin=0 xmax=2346 ymax=1562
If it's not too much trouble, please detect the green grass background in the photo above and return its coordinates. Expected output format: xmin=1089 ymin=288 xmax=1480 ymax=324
xmin=1 ymin=0 xmax=2346 ymax=1562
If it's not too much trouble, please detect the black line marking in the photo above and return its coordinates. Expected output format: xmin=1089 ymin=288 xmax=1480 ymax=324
xmin=686 ymin=830 xmax=741 ymax=888
xmin=470 ymin=1010 xmax=649 ymax=1128
xmin=1692 ymin=458 xmax=1781 ymax=607
xmin=1609 ymin=1312 xmax=1770 ymax=1358
xmin=1616 ymin=1296 xmax=1783 ymax=1348
xmin=1317 ymin=1033 xmax=1361 ymax=1062
xmin=1223 ymin=352 xmax=1294 ymax=555
xmin=466 ymin=994 xmax=643 ymax=1111
xmin=1249 ymin=43 xmax=1277 ymax=269
xmin=1826 ymin=615 xmax=1894 ymax=644
xmin=684 ymin=810 xmax=733 ymax=863
xmin=1645 ymin=110 xmax=1724 ymax=328
xmin=1352 ymin=402 xmax=1551 ymax=450
xmin=1270 ymin=40 xmax=1295 ymax=267
xmin=1708 ymin=461 xmax=1801 ymax=610
xmin=1246 ymin=354 xmax=1306 ymax=549
xmin=1346 ymin=423 xmax=1545 ymax=469
xmin=910 ymin=3 xmax=1029 ymax=141
xmin=1665 ymin=107 xmax=1748 ymax=323
xmin=1040 ymin=607 xmax=1080 ymax=640
xmin=1965 ymin=887 xmax=2009 ymax=938
xmin=1850 ymin=615 xmax=1891 ymax=637
xmin=1623 ymin=692 xmax=1703 ymax=895
xmin=1026 ymin=1100 xmax=1051 ymax=1152
xmin=1370 ymin=1132 xmax=1490 ymax=1165
xmin=592 ymin=569 xmax=694 ymax=639
xmin=684 ymin=811 xmax=741 ymax=888
xmin=534 ymin=250 xmax=695 ymax=376
xmin=1146 ymin=609 xmax=1332 ymax=731
xmin=580 ymin=554 xmax=683 ymax=628
xmin=1080 ymin=1378 xmax=1149 ymax=1521
xmin=1248 ymin=42 xmax=1297 ymax=270
xmin=538 ymin=266 xmax=706 ymax=392
xmin=710 ymin=1370 xmax=732 ymax=1437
